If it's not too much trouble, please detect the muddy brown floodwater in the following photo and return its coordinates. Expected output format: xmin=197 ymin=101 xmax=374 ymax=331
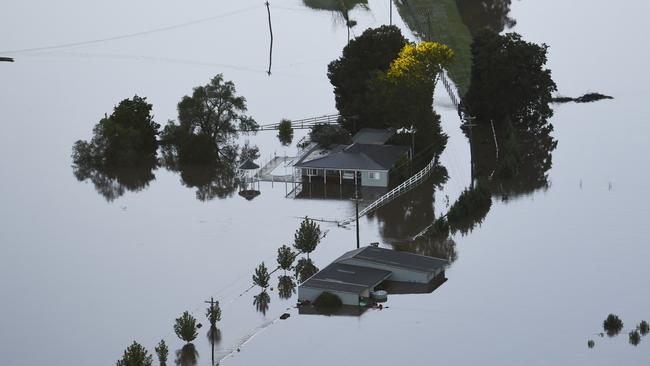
xmin=1 ymin=0 xmax=649 ymax=365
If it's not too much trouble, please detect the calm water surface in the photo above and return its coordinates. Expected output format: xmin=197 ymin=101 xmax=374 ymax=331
xmin=1 ymin=0 xmax=649 ymax=365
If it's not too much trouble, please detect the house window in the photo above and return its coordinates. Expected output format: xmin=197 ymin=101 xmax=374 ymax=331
xmin=368 ymin=171 xmax=381 ymax=180
xmin=305 ymin=168 xmax=318 ymax=176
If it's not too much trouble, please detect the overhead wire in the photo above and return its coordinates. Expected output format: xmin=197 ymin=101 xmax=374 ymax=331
xmin=0 ymin=5 xmax=260 ymax=54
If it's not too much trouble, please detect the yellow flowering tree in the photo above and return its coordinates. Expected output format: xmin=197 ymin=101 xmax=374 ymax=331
xmin=387 ymin=42 xmax=454 ymax=85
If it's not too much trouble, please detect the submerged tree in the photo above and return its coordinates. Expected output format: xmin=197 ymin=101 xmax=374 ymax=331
xmin=154 ymin=340 xmax=168 ymax=366
xmin=160 ymin=74 xmax=257 ymax=165
xmin=174 ymin=312 xmax=198 ymax=343
xmin=277 ymin=245 xmax=296 ymax=273
xmin=253 ymin=262 xmax=271 ymax=288
xmin=629 ymin=330 xmax=641 ymax=346
xmin=603 ymin=314 xmax=624 ymax=337
xmin=72 ymin=96 xmax=159 ymax=201
xmin=116 ymin=341 xmax=153 ymax=366
xmin=328 ymin=25 xmax=407 ymax=133
xmin=293 ymin=217 xmax=321 ymax=259
xmin=277 ymin=119 xmax=293 ymax=146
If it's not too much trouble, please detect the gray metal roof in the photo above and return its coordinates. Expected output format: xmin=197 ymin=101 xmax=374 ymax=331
xmin=352 ymin=128 xmax=396 ymax=145
xmin=338 ymin=246 xmax=449 ymax=273
xmin=294 ymin=143 xmax=408 ymax=171
xmin=300 ymin=262 xmax=392 ymax=294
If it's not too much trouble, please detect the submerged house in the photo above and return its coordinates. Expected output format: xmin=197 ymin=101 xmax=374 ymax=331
xmin=298 ymin=245 xmax=448 ymax=306
xmin=293 ymin=128 xmax=409 ymax=188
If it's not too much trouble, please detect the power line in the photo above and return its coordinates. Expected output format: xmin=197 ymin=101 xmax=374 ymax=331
xmin=0 ymin=5 xmax=259 ymax=54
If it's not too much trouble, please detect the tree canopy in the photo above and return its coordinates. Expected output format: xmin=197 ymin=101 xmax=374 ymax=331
xmin=293 ymin=217 xmax=321 ymax=258
xmin=116 ymin=341 xmax=153 ymax=366
xmin=174 ymin=311 xmax=198 ymax=343
xmin=464 ymin=30 xmax=556 ymax=126
xmin=72 ymin=96 xmax=159 ymax=201
xmin=277 ymin=245 xmax=296 ymax=272
xmin=205 ymin=300 xmax=221 ymax=328
xmin=252 ymin=262 xmax=270 ymax=288
xmin=328 ymin=25 xmax=407 ymax=132
xmin=160 ymin=74 xmax=258 ymax=164
xmin=154 ymin=340 xmax=168 ymax=366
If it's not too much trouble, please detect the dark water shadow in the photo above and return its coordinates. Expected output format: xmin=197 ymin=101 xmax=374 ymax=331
xmin=295 ymin=258 xmax=319 ymax=284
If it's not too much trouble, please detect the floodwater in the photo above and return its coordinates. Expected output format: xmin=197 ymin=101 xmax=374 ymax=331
xmin=1 ymin=0 xmax=649 ymax=365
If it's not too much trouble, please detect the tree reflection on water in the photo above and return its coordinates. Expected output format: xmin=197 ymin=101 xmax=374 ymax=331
xmin=294 ymin=258 xmax=319 ymax=284
xmin=455 ymin=0 xmax=516 ymax=35
xmin=277 ymin=275 xmax=296 ymax=300
xmin=174 ymin=343 xmax=198 ymax=366
xmin=253 ymin=290 xmax=271 ymax=315
xmin=72 ymin=157 xmax=158 ymax=201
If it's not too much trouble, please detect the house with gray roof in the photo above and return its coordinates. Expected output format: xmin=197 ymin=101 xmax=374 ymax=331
xmin=298 ymin=245 xmax=448 ymax=306
xmin=293 ymin=129 xmax=409 ymax=188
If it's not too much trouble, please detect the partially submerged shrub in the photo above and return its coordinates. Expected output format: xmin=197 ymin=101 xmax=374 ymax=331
xmin=639 ymin=320 xmax=649 ymax=336
xmin=587 ymin=340 xmax=595 ymax=349
xmin=629 ymin=330 xmax=641 ymax=346
xmin=603 ymin=314 xmax=624 ymax=337
xmin=314 ymin=291 xmax=343 ymax=310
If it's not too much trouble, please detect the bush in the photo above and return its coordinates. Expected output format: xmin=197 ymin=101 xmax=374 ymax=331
xmin=587 ymin=340 xmax=595 ymax=349
xmin=629 ymin=330 xmax=641 ymax=346
xmin=314 ymin=291 xmax=343 ymax=310
xmin=603 ymin=314 xmax=624 ymax=337
xmin=277 ymin=119 xmax=294 ymax=146
xmin=639 ymin=320 xmax=649 ymax=336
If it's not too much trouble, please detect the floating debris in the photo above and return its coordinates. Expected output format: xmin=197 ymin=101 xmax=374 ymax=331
xmin=279 ymin=313 xmax=290 ymax=320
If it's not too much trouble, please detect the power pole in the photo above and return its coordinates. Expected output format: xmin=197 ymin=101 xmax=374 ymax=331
xmin=205 ymin=297 xmax=217 ymax=366
xmin=265 ymin=1 xmax=273 ymax=76
xmin=389 ymin=0 xmax=393 ymax=26
xmin=351 ymin=187 xmax=362 ymax=248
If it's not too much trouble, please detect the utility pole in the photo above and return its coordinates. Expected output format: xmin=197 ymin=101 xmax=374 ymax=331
xmin=389 ymin=0 xmax=393 ymax=26
xmin=265 ymin=1 xmax=273 ymax=76
xmin=205 ymin=297 xmax=217 ymax=366
xmin=351 ymin=187 xmax=362 ymax=248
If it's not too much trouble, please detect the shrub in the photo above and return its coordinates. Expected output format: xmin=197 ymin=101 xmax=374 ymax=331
xmin=587 ymin=340 xmax=595 ymax=349
xmin=314 ymin=291 xmax=343 ymax=310
xmin=277 ymin=119 xmax=294 ymax=146
xmin=629 ymin=330 xmax=641 ymax=346
xmin=603 ymin=314 xmax=624 ymax=337
xmin=277 ymin=245 xmax=296 ymax=271
xmin=639 ymin=320 xmax=649 ymax=336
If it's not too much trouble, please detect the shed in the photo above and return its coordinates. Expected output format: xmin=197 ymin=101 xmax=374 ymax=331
xmin=298 ymin=262 xmax=391 ymax=306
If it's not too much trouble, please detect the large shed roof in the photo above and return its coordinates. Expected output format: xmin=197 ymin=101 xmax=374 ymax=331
xmin=300 ymin=262 xmax=392 ymax=294
xmin=337 ymin=246 xmax=449 ymax=273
